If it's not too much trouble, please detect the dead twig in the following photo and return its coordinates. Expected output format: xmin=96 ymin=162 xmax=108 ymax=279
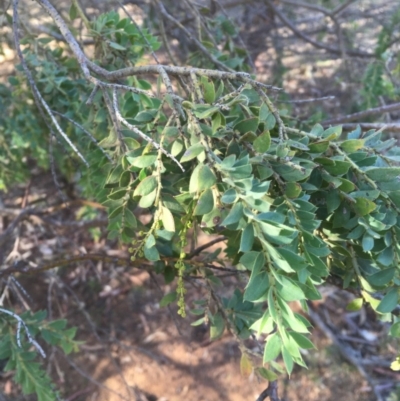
xmin=188 ymin=236 xmax=227 ymax=258
xmin=263 ymin=0 xmax=373 ymax=58
xmin=308 ymin=304 xmax=385 ymax=401
xmin=341 ymin=123 xmax=400 ymax=133
xmin=256 ymin=381 xmax=281 ymax=401
xmin=323 ymin=102 xmax=400 ymax=125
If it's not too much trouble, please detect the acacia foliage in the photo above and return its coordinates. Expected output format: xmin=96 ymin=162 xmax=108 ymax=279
xmin=2 ymin=5 xmax=400 ymax=397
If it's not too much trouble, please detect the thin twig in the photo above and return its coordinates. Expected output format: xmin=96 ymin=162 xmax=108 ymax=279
xmin=56 ymin=349 xmax=130 ymax=401
xmin=256 ymin=381 xmax=281 ymax=401
xmin=112 ymin=88 xmax=185 ymax=171
xmin=323 ymin=102 xmax=400 ymax=125
xmin=13 ymin=0 xmax=89 ymax=166
xmin=332 ymin=0 xmax=359 ymax=17
xmin=340 ymin=123 xmax=400 ymax=133
xmin=0 ymin=308 xmax=46 ymax=357
xmin=51 ymin=111 xmax=113 ymax=163
xmin=188 ymin=236 xmax=227 ymax=258
xmin=308 ymin=304 xmax=384 ymax=401
xmin=263 ymin=0 xmax=373 ymax=58
xmin=57 ymin=278 xmax=134 ymax=399
xmin=155 ymin=0 xmax=235 ymax=72
xmin=278 ymin=95 xmax=335 ymax=104
xmin=117 ymin=0 xmax=161 ymax=64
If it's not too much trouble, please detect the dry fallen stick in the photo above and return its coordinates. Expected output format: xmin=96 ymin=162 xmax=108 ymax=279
xmin=308 ymin=304 xmax=385 ymax=401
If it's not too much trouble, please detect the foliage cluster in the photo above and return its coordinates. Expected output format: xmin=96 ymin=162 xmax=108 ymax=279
xmin=1 ymin=2 xmax=400 ymax=400
xmin=0 ymin=310 xmax=80 ymax=401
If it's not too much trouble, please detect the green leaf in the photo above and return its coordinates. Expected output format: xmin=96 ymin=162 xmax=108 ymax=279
xmin=354 ymin=197 xmax=376 ymax=216
xmin=273 ymin=163 xmax=313 ymax=182
xmin=389 ymin=321 xmax=400 ymax=338
xmin=339 ymin=178 xmax=356 ymax=193
xmin=109 ymin=41 xmax=127 ymax=51
xmin=162 ymin=194 xmax=186 ymax=213
xmin=47 ymin=319 xmax=67 ymax=330
xmin=392 ymin=358 xmax=400 ymax=375
xmin=352 ymin=190 xmax=380 ymax=201
xmin=326 ymin=189 xmax=341 ymax=213
xmin=376 ymin=288 xmax=398 ymax=313
xmin=250 ymin=312 xmax=274 ymax=335
xmin=180 ymin=143 xmax=205 ymax=163
xmin=234 ymin=118 xmax=259 ymax=134
xmin=193 ymin=105 xmax=219 ymax=119
xmin=361 ymin=290 xmax=381 ymax=310
xmin=160 ymin=291 xmax=177 ymax=307
xmin=340 ymin=139 xmax=365 ymax=152
xmin=377 ymin=247 xmax=394 ymax=267
xmin=244 ymin=270 xmax=269 ymax=302
xmin=119 ymin=171 xmax=131 ymax=187
xmin=285 ymin=182 xmax=302 ymax=199
xmin=277 ymin=248 xmax=307 ymax=271
xmin=210 ymin=312 xmax=225 ymax=340
xmin=124 ymin=208 xmax=137 ymax=228
xmin=282 ymin=347 xmax=294 ymax=375
xmin=134 ymin=176 xmax=157 ymax=196
xmin=240 ymin=353 xmax=253 ymax=377
xmin=201 ymin=207 xmax=225 ymax=228
xmin=69 ymin=3 xmax=78 ymax=20
xmin=256 ymin=367 xmax=278 ymax=382
xmin=322 ymin=125 xmax=342 ymax=140
xmin=288 ymin=332 xmax=315 ymax=349
xmin=259 ymin=103 xmax=269 ymax=121
xmin=274 ymin=274 xmax=305 ymax=301
xmin=135 ymin=110 xmax=157 ymax=124
xmin=263 ymin=332 xmax=282 ymax=363
xmin=346 ymin=298 xmax=363 ymax=311
xmin=323 ymin=160 xmax=351 ymax=176
xmin=391 ymin=357 xmax=400 ymax=371
xmin=191 ymin=317 xmax=205 ymax=326
xmin=212 ymin=112 xmax=225 ymax=133
xmin=108 ymin=188 xmax=127 ymax=200
xmin=310 ymin=123 xmax=324 ymax=136
xmin=240 ymin=251 xmax=265 ymax=271
xmin=171 ymin=139 xmax=184 ymax=157
xmin=127 ymin=154 xmax=157 ymax=168
xmin=197 ymin=165 xmax=216 ymax=191
xmin=362 ymin=234 xmax=374 ymax=252
xmin=262 ymin=240 xmax=295 ymax=273
xmin=287 ymin=139 xmax=309 ymax=151
xmin=163 ymin=126 xmax=179 ymax=137
xmin=193 ymin=189 xmax=214 ymax=215
xmin=139 ymin=189 xmax=156 ymax=208
xmin=253 ymin=131 xmax=271 ymax=153
xmin=276 ymin=297 xmax=309 ymax=333
xmin=144 ymin=234 xmax=160 ymax=261
xmin=240 ymin=223 xmax=254 ymax=252
xmin=365 ymin=167 xmax=400 ymax=182
xmin=200 ymin=164 xmax=216 ymax=192
xmin=222 ymin=202 xmax=243 ymax=226
xmin=201 ymin=76 xmax=216 ymax=104
xmin=367 ymin=268 xmax=394 ymax=287
xmin=221 ymin=188 xmax=237 ymax=204
xmin=161 ymin=206 xmax=175 ymax=232
xmin=308 ymin=140 xmax=329 ymax=153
